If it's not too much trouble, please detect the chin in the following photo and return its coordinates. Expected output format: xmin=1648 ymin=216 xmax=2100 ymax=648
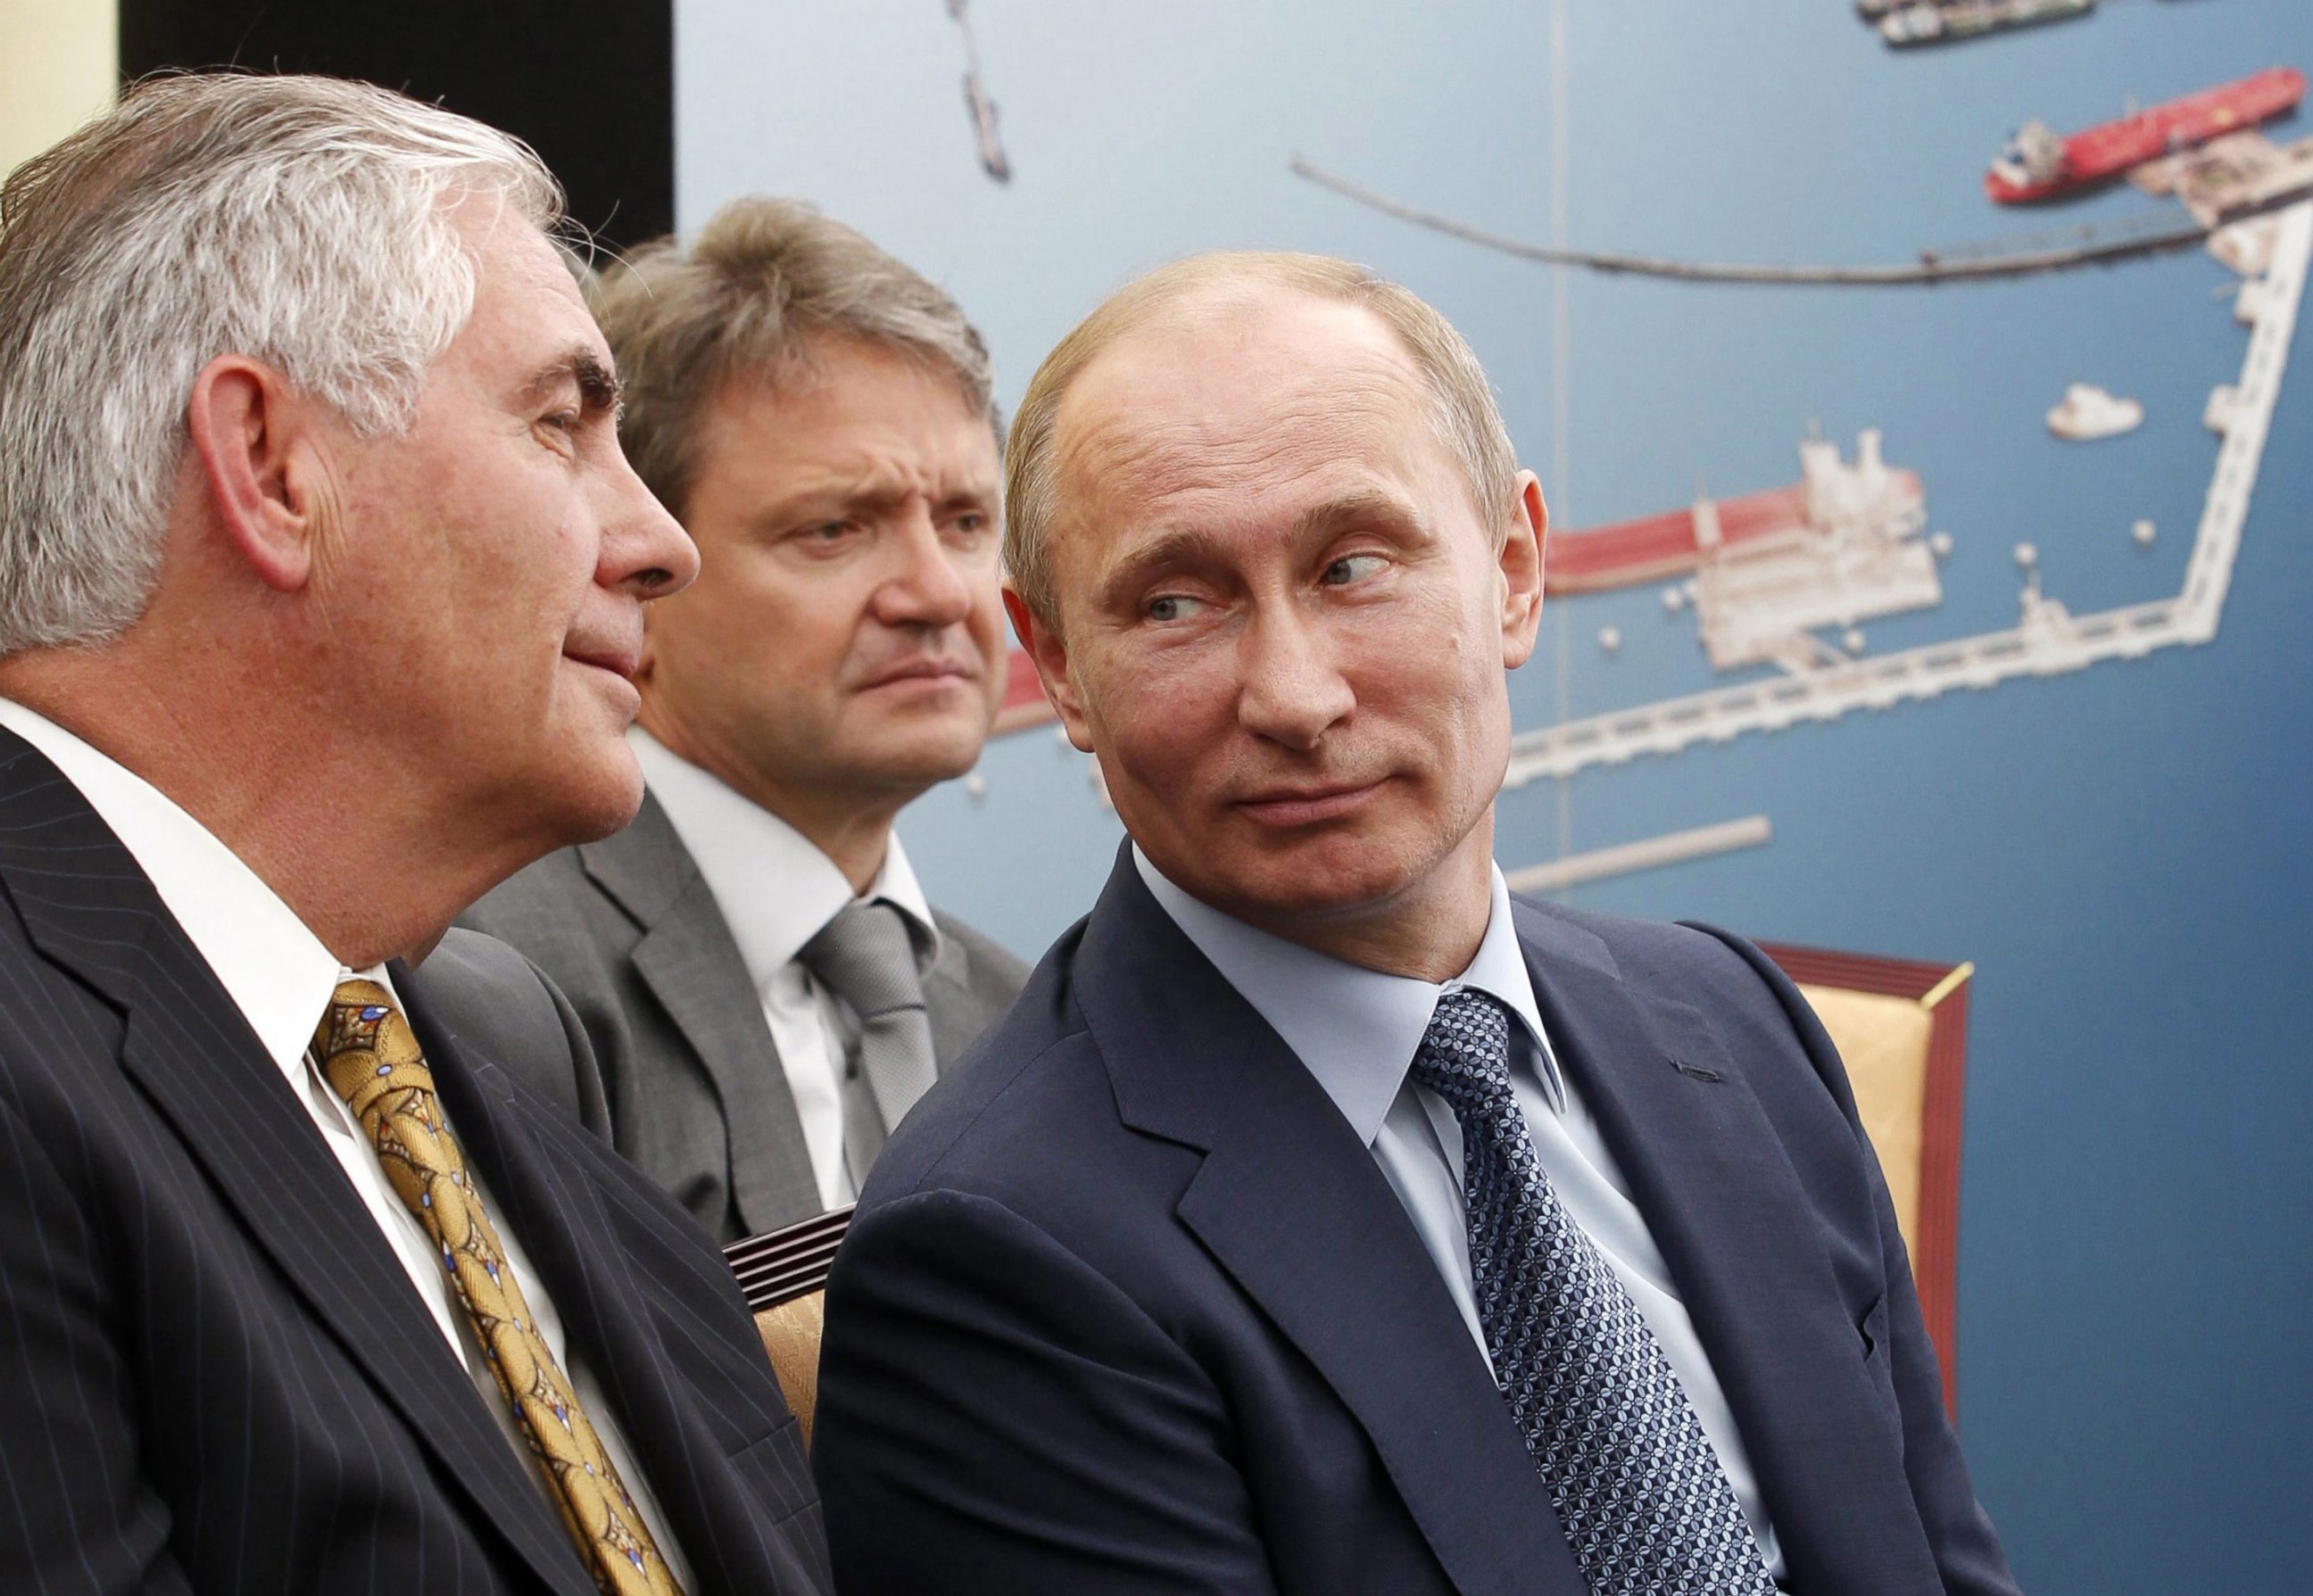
xmin=853 ymin=724 xmax=990 ymax=788
xmin=540 ymin=741 xmax=649 ymax=846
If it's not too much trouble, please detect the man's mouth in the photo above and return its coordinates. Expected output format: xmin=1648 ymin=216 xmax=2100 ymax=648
xmin=563 ymin=644 xmax=640 ymax=682
xmin=860 ymin=657 xmax=980 ymax=689
xmin=1231 ymin=779 xmax=1387 ymax=826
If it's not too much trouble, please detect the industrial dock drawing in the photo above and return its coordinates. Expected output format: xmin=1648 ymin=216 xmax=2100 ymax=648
xmin=1868 ymin=0 xmax=2096 ymax=52
xmin=1986 ymin=68 xmax=2305 ymax=203
xmin=1497 ymin=203 xmax=2310 ymax=787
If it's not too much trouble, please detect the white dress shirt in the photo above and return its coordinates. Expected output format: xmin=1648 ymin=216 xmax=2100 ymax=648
xmin=631 ymin=726 xmax=941 ymax=1208
xmin=0 ymin=699 xmax=692 ymax=1585
xmin=1136 ymin=848 xmax=1785 ymax=1576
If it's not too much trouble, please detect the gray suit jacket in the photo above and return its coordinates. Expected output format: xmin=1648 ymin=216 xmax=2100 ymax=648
xmin=461 ymin=790 xmax=1030 ymax=1243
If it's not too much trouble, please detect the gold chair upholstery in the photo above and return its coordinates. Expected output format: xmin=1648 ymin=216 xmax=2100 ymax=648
xmin=725 ymin=1205 xmax=852 ymax=1449
xmin=1761 ymin=943 xmax=1974 ymax=1418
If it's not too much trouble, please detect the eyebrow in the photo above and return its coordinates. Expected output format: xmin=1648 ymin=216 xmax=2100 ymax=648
xmin=518 ymin=346 xmax=625 ymax=418
xmin=1098 ymin=525 xmax=1233 ymax=608
xmin=1097 ymin=485 xmax=1426 ymax=606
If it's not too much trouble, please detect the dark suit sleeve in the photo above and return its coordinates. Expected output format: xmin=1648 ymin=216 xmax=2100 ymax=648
xmin=0 ymin=1092 xmax=191 ymax=1595
xmin=814 ymin=1188 xmax=1282 ymax=1596
xmin=1695 ymin=929 xmax=2020 ymax=1596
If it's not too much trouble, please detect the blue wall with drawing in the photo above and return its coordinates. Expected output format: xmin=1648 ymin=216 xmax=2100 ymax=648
xmin=676 ymin=4 xmax=2313 ymax=1588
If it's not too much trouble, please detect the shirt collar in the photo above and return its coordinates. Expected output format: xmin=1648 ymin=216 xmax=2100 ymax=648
xmin=0 ymin=698 xmax=389 ymax=1088
xmin=1132 ymin=846 xmax=1561 ymax=1145
xmin=629 ymin=726 xmax=940 ymax=988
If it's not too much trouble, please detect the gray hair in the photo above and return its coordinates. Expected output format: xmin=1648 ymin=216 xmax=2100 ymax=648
xmin=1004 ymin=251 xmax=1520 ymax=633
xmin=589 ymin=196 xmax=997 ymax=522
xmin=0 ymin=72 xmax=563 ymax=655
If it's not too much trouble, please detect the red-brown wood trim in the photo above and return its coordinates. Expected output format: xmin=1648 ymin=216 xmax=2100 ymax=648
xmin=1759 ymin=942 xmax=1970 ymax=1424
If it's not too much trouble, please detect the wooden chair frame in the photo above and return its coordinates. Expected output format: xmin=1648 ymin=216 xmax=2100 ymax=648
xmin=1759 ymin=942 xmax=1972 ymax=1419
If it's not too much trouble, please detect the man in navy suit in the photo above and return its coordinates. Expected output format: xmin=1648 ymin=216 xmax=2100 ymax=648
xmin=813 ymin=252 xmax=2022 ymax=1594
xmin=0 ymin=76 xmax=828 ymax=1592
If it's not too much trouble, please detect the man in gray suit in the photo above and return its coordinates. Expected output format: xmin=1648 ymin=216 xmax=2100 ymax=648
xmin=468 ymin=198 xmax=1028 ymax=1244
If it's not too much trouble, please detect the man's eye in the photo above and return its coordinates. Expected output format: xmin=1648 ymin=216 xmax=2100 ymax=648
xmin=1321 ymin=553 xmax=1387 ymax=586
xmin=1147 ymin=594 xmax=1206 ymax=623
xmin=799 ymin=521 xmax=853 ymax=543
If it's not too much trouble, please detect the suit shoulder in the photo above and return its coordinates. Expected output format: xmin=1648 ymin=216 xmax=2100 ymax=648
xmin=463 ymin=844 xmax=599 ymax=935
xmin=928 ymin=908 xmax=1032 ymax=996
xmin=1511 ymin=892 xmax=1778 ymax=1007
xmin=861 ymin=924 xmax=1123 ymax=1207
xmin=409 ymin=928 xmax=608 ymax=1130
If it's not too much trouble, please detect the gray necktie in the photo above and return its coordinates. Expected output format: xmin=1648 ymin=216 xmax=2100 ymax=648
xmin=798 ymin=898 xmax=938 ymax=1190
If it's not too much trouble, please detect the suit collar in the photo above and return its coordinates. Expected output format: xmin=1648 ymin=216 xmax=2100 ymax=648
xmin=0 ymin=699 xmax=341 ymax=1079
xmin=0 ymin=729 xmax=598 ymax=1596
xmin=578 ymin=784 xmax=699 ymax=928
xmin=627 ymin=730 xmax=941 ymax=974
xmin=583 ymin=787 xmax=826 ymax=1233
xmin=1074 ymin=848 xmax=1584 ymax=1596
xmin=1131 ymin=846 xmax=1561 ymax=1142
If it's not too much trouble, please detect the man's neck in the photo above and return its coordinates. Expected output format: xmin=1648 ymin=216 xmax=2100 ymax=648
xmin=0 ymin=657 xmax=497 ymax=968
xmin=1208 ymin=820 xmax=1498 ymax=984
xmin=634 ymin=712 xmax=909 ymax=897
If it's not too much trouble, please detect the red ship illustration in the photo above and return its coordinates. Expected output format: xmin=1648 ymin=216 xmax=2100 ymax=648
xmin=1987 ymin=67 xmax=2305 ymax=204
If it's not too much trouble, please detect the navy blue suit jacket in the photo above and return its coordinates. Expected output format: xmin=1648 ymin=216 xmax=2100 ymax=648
xmin=0 ymin=730 xmax=831 ymax=1595
xmin=815 ymin=848 xmax=2019 ymax=1595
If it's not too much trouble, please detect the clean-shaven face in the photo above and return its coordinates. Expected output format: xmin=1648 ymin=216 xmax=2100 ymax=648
xmin=321 ymin=203 xmax=697 ymax=850
xmin=638 ymin=335 xmax=1006 ymax=816
xmin=1035 ymin=291 xmax=1540 ymax=939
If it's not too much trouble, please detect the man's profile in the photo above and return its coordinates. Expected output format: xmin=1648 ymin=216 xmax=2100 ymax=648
xmin=468 ymin=198 xmax=1028 ymax=1240
xmin=0 ymin=74 xmax=828 ymax=1594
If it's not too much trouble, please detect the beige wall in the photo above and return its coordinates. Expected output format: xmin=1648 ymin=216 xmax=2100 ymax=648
xmin=3 ymin=0 xmax=117 ymax=180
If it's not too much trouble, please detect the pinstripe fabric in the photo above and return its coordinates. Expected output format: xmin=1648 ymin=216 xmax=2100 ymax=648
xmin=0 ymin=730 xmax=831 ymax=1596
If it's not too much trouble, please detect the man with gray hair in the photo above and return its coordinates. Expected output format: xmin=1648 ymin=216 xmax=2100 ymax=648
xmin=813 ymin=252 xmax=2020 ymax=1594
xmin=468 ymin=197 xmax=1027 ymax=1244
xmin=0 ymin=75 xmax=829 ymax=1594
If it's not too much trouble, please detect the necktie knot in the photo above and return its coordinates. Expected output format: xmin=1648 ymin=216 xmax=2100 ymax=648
xmin=1408 ymin=987 xmax=1517 ymax=1119
xmin=798 ymin=898 xmax=928 ymax=1019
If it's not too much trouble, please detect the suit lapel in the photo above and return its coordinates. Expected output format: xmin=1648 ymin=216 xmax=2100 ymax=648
xmin=580 ymin=798 xmax=822 ymax=1231
xmin=0 ymin=733 xmax=594 ymax=1596
xmin=1077 ymin=855 xmax=1585 ymax=1596
xmin=1510 ymin=899 xmax=1924 ymax=1592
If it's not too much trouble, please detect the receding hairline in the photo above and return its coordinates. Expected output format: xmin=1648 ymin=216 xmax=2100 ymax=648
xmin=1036 ymin=278 xmax=1474 ymax=567
xmin=1005 ymin=250 xmax=1523 ymax=635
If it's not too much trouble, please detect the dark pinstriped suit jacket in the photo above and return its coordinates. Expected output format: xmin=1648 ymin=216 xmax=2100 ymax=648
xmin=0 ymin=729 xmax=832 ymax=1595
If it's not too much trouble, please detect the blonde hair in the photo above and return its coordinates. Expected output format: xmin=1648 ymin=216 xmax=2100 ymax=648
xmin=0 ymin=72 xmax=560 ymax=654
xmin=1003 ymin=251 xmax=1519 ymax=629
xmin=589 ymin=196 xmax=996 ymax=521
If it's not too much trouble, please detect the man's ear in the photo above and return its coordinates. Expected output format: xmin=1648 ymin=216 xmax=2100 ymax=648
xmin=1005 ymin=587 xmax=1096 ymax=752
xmin=1498 ymin=469 xmax=1547 ymax=670
xmin=184 ymin=354 xmax=329 ymax=593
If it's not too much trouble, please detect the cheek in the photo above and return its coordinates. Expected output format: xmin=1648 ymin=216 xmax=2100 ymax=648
xmin=1086 ymin=639 xmax=1238 ymax=789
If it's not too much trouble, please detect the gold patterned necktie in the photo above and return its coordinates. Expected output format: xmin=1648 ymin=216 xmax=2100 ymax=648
xmin=312 ymin=980 xmax=684 ymax=1596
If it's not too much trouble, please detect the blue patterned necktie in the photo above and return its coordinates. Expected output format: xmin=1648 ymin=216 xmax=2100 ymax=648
xmin=1410 ymin=988 xmax=1776 ymax=1596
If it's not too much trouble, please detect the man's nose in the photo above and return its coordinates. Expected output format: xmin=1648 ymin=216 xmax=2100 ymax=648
xmin=1236 ymin=604 xmax=1354 ymax=750
xmin=870 ymin=504 xmax=974 ymax=628
xmin=600 ymin=452 xmax=699 ymax=600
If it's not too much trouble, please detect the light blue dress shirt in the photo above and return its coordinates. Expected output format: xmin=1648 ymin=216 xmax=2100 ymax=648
xmin=1134 ymin=848 xmax=1785 ymax=1576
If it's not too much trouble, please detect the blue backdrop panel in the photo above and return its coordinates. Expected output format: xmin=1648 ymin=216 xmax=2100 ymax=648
xmin=676 ymin=4 xmax=2313 ymax=1590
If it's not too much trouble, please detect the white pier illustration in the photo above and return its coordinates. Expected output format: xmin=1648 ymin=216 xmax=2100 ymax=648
xmin=1500 ymin=201 xmax=2313 ymax=791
